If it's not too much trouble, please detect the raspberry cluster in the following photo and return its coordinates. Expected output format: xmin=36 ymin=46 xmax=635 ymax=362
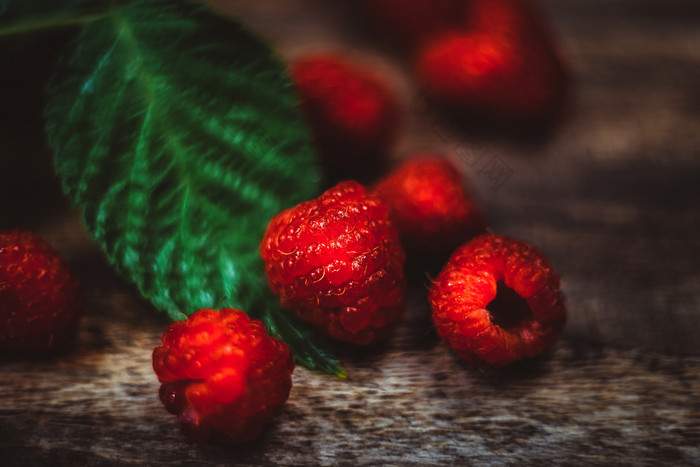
xmin=152 ymin=308 xmax=294 ymax=443
xmin=366 ymin=0 xmax=568 ymax=128
xmin=429 ymin=233 xmax=566 ymax=366
xmin=372 ymin=156 xmax=485 ymax=260
xmin=290 ymin=54 xmax=399 ymax=181
xmin=0 ymin=229 xmax=82 ymax=353
xmin=261 ymin=181 xmax=406 ymax=345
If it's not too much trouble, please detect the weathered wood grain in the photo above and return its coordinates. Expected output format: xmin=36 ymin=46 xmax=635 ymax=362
xmin=1 ymin=0 xmax=700 ymax=465
xmin=0 ymin=228 xmax=698 ymax=465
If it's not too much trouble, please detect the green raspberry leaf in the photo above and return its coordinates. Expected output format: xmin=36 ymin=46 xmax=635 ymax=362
xmin=46 ymin=0 xmax=345 ymax=377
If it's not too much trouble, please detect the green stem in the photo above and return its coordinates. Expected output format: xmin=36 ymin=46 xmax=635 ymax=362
xmin=0 ymin=11 xmax=110 ymax=38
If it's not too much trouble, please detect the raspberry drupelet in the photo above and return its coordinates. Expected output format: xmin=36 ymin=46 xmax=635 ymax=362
xmin=429 ymin=233 xmax=566 ymax=366
xmin=261 ymin=181 xmax=406 ymax=345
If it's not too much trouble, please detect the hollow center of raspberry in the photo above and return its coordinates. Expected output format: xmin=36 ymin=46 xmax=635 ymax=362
xmin=487 ymin=281 xmax=532 ymax=328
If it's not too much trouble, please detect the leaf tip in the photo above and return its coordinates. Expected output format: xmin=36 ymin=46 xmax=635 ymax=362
xmin=168 ymin=310 xmax=188 ymax=322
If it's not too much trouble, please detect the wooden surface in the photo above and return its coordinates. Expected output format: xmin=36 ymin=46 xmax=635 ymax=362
xmin=2 ymin=0 xmax=700 ymax=465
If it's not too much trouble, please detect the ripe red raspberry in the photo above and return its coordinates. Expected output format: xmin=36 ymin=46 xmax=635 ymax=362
xmin=0 ymin=229 xmax=82 ymax=353
xmin=361 ymin=0 xmax=463 ymax=47
xmin=372 ymin=156 xmax=485 ymax=260
xmin=289 ymin=54 xmax=400 ymax=181
xmin=261 ymin=181 xmax=406 ymax=345
xmin=414 ymin=0 xmax=568 ymax=127
xmin=152 ymin=308 xmax=294 ymax=443
xmin=429 ymin=233 xmax=566 ymax=367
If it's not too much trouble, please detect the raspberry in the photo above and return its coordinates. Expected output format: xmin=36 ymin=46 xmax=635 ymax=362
xmin=361 ymin=0 xmax=462 ymax=47
xmin=152 ymin=308 xmax=294 ymax=443
xmin=0 ymin=229 xmax=82 ymax=353
xmin=414 ymin=0 xmax=568 ymax=128
xmin=429 ymin=233 xmax=566 ymax=366
xmin=289 ymin=54 xmax=400 ymax=181
xmin=372 ymin=156 xmax=485 ymax=261
xmin=261 ymin=181 xmax=406 ymax=345
xmin=465 ymin=0 xmax=554 ymax=42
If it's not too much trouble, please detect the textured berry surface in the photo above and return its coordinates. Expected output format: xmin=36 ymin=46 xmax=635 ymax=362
xmin=152 ymin=308 xmax=294 ymax=443
xmin=362 ymin=0 xmax=462 ymax=46
xmin=429 ymin=233 xmax=566 ymax=366
xmin=415 ymin=0 xmax=568 ymax=126
xmin=290 ymin=54 xmax=399 ymax=181
xmin=0 ymin=229 xmax=82 ymax=352
xmin=372 ymin=156 xmax=485 ymax=259
xmin=261 ymin=181 xmax=406 ymax=345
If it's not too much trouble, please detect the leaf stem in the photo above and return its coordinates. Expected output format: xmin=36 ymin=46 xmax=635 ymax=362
xmin=0 ymin=11 xmax=110 ymax=38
